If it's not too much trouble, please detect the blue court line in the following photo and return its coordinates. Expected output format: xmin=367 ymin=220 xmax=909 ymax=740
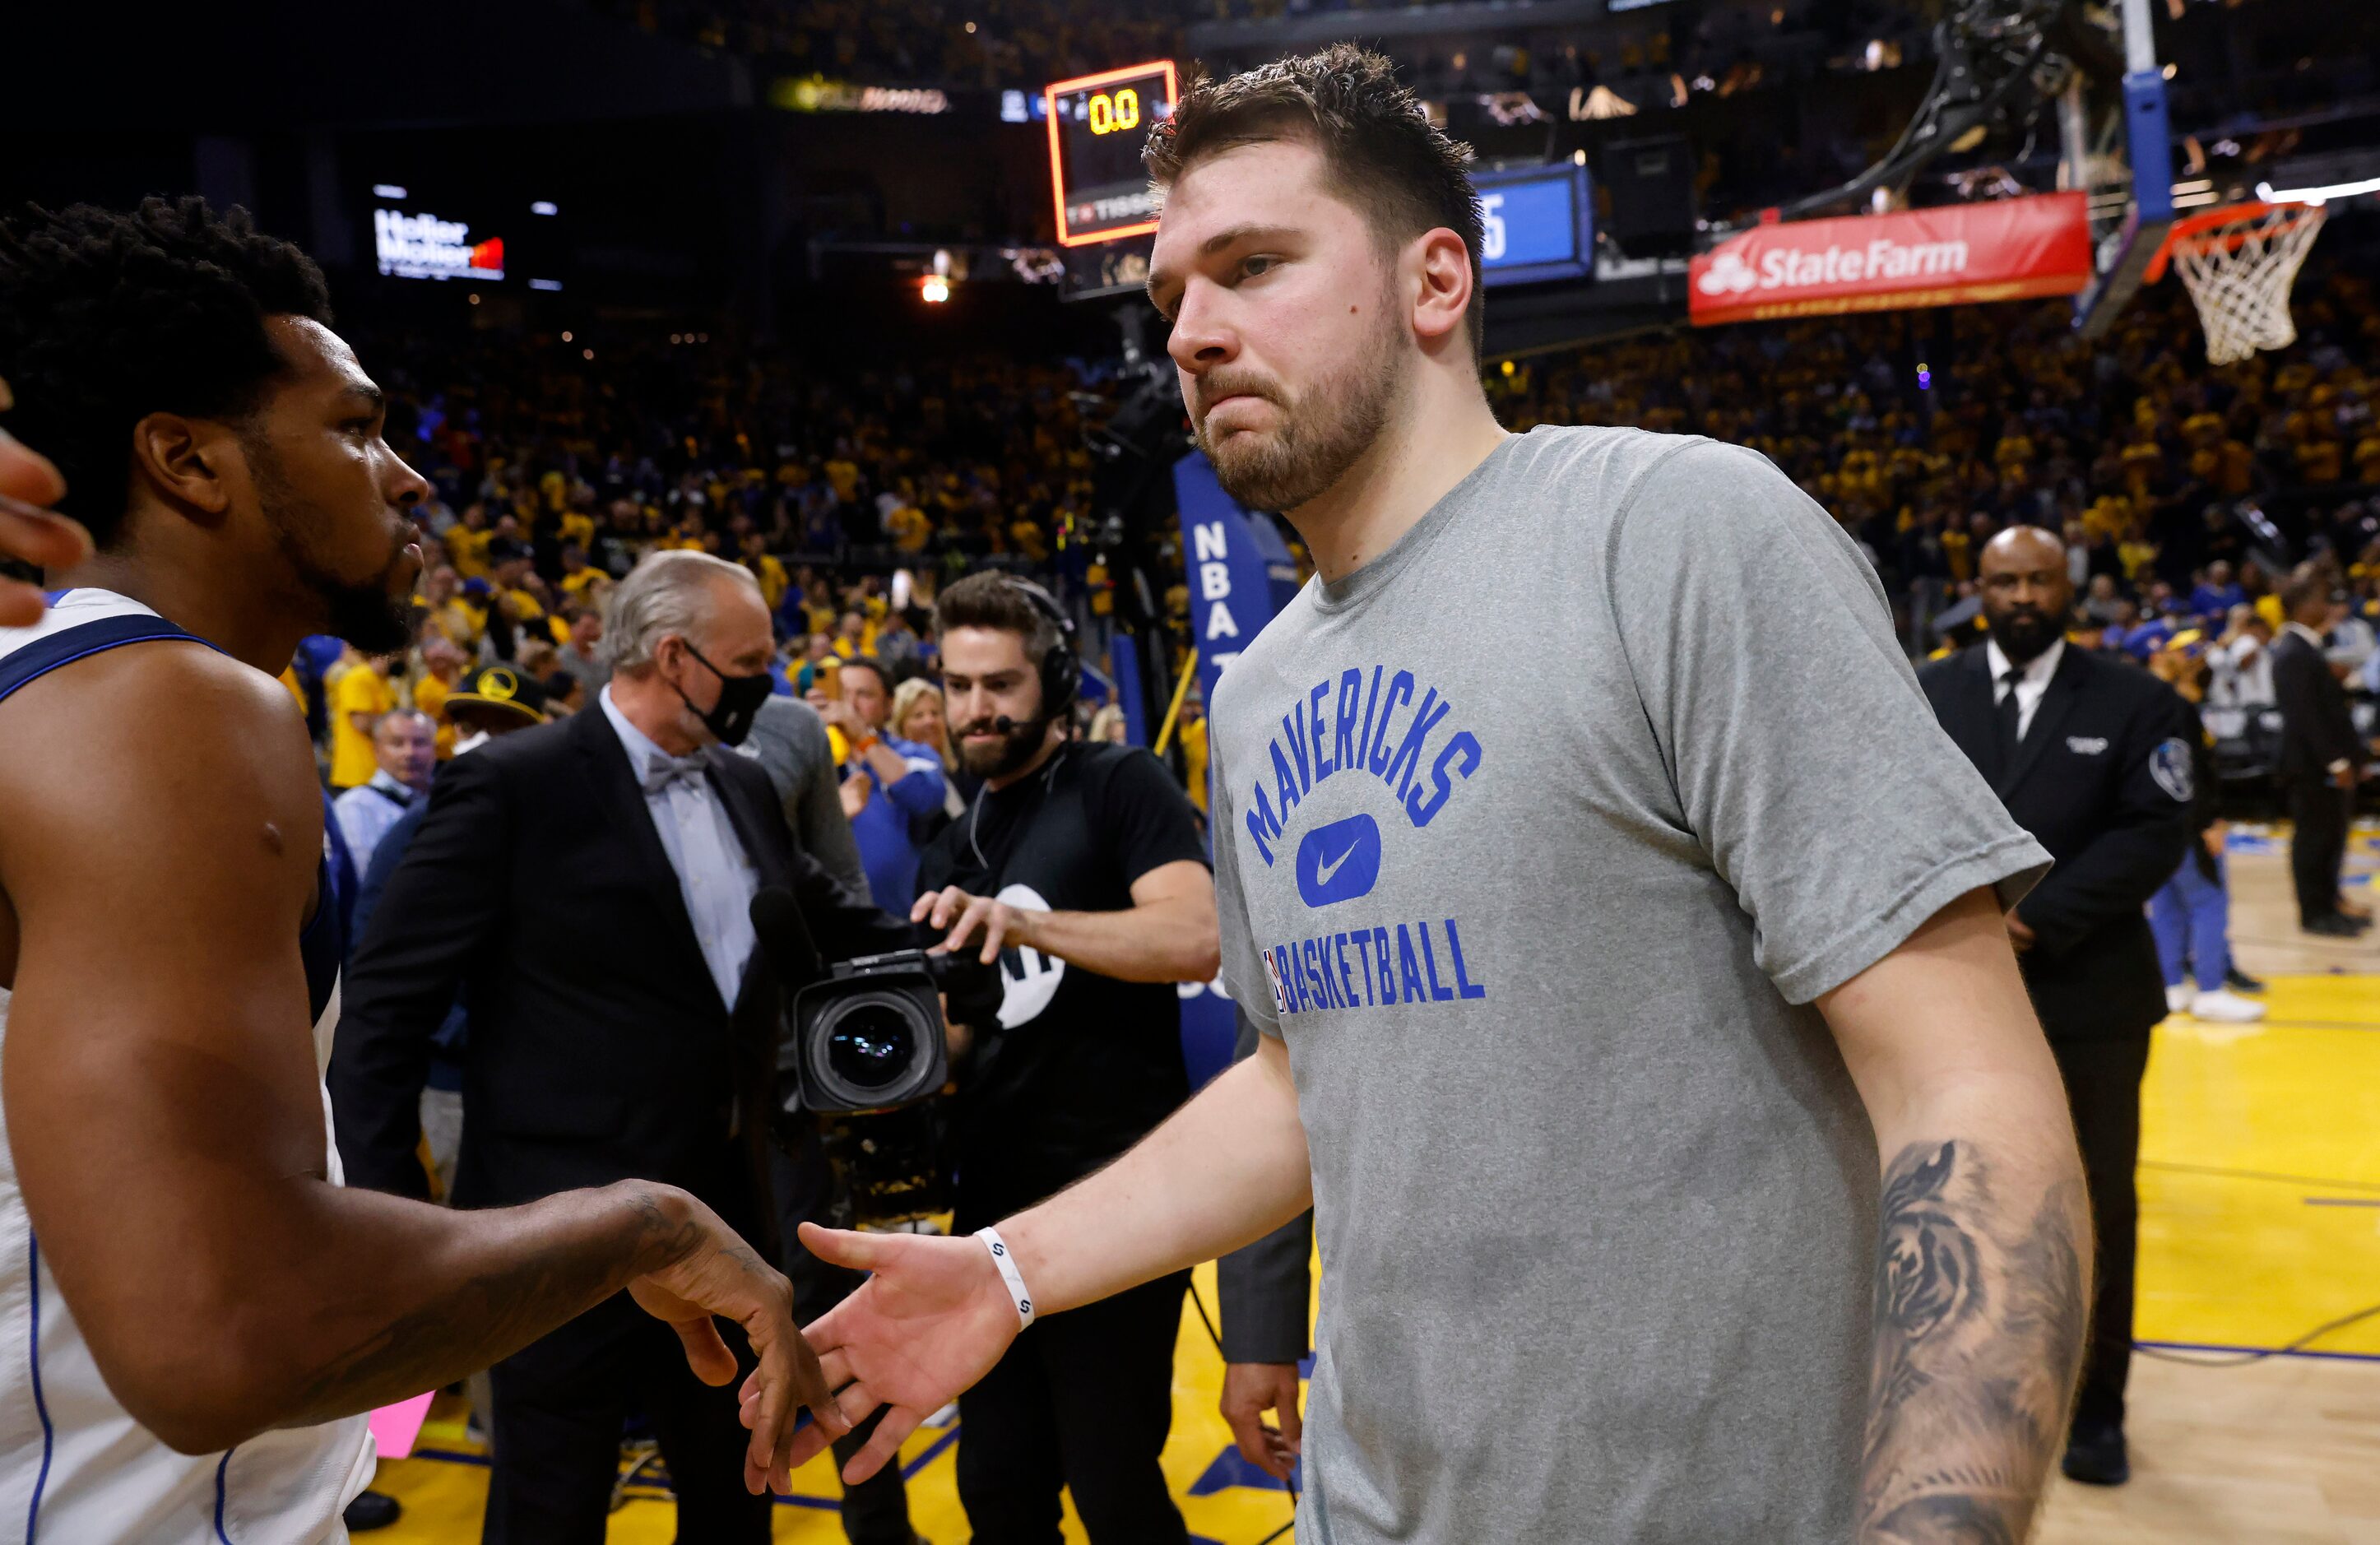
xmin=2136 ymin=1339 xmax=2380 ymax=1366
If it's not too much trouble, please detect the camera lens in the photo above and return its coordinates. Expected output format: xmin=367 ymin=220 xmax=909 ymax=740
xmin=824 ymin=1002 xmax=916 ymax=1093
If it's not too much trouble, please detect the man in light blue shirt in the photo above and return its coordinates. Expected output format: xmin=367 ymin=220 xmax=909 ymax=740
xmin=598 ymin=680 xmax=761 ymax=1006
xmin=331 ymin=708 xmax=435 ymax=873
xmin=823 ymin=655 xmax=949 ymax=914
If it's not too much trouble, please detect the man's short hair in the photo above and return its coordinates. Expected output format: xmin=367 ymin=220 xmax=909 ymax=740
xmin=0 ymin=197 xmax=333 ymax=549
xmin=840 ymin=655 xmax=892 ymax=695
xmin=2280 ymin=564 xmax=2327 ymax=615
xmin=601 ymin=550 xmax=762 ymax=672
xmin=1144 ymin=44 xmax=1486 ymax=354
xmin=373 ymin=708 xmax=434 ymax=738
xmin=935 ymin=571 xmax=1059 ymax=663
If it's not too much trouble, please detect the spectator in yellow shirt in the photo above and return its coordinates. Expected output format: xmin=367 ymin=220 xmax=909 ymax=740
xmin=886 ymin=502 xmax=931 ymax=553
xmin=445 ymin=503 xmax=493 ymax=580
xmin=330 ymin=652 xmax=398 ymax=789
xmin=739 ymin=534 xmax=789 ymax=610
xmin=832 ymin=610 xmax=865 ymax=659
xmin=1177 ymin=689 xmax=1209 ymax=815
xmin=556 ymin=544 xmax=605 ymax=603
xmin=411 ymin=637 xmax=468 ymax=759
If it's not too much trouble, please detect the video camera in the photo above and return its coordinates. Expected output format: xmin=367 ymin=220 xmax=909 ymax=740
xmin=749 ymin=888 xmax=1003 ymax=1227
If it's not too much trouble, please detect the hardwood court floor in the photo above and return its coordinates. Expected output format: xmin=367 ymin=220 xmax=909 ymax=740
xmin=370 ymin=828 xmax=2380 ymax=1543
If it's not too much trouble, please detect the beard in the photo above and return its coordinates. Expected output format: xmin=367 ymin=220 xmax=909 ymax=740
xmin=1989 ymin=606 xmax=2062 ymax=664
xmin=956 ymin=715 xmax=1050 ymax=781
xmin=252 ymin=437 xmax=416 ymax=654
xmin=1191 ymin=293 xmax=1404 ymax=514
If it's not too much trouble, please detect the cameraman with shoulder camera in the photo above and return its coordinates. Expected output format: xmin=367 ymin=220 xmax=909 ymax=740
xmin=908 ymin=573 xmax=1218 ymax=1545
xmin=335 ymin=550 xmax=926 ymax=1544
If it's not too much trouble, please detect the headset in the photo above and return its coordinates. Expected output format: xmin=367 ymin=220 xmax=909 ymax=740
xmin=1002 ymin=577 xmax=1079 ymax=721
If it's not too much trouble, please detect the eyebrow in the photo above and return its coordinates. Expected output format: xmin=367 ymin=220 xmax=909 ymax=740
xmin=1145 ymin=222 xmax=1302 ymax=311
xmin=336 ymin=383 xmax=387 ymax=415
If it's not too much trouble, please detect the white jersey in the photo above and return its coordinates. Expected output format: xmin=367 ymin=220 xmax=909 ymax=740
xmin=0 ymin=590 xmax=373 ymax=1543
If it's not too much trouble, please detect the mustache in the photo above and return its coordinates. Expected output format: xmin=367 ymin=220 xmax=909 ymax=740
xmin=1195 ymin=372 xmax=1280 ymax=416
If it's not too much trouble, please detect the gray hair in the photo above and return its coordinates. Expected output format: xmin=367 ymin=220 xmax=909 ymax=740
xmin=601 ymin=550 xmax=763 ymax=672
xmin=373 ymin=708 xmax=436 ymax=738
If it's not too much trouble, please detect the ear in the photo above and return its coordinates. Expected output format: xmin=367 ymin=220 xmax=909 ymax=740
xmin=129 ymin=411 xmax=242 ymax=522
xmin=1408 ymin=227 xmax=1476 ymax=351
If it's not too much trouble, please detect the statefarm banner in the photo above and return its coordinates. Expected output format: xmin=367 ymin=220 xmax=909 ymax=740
xmin=1688 ymin=191 xmax=2092 ymax=327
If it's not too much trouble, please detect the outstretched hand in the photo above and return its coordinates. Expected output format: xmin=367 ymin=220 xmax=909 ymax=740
xmin=0 ymin=378 xmax=90 ymax=628
xmin=774 ymin=1223 xmax=1024 ymax=1483
xmin=626 ymin=1203 xmax=850 ymax=1495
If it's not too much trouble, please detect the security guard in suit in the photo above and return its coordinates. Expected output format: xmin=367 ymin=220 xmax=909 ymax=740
xmin=1917 ymin=526 xmax=2193 ymax=1491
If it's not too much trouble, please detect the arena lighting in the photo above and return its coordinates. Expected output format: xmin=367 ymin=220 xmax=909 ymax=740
xmin=2257 ymin=175 xmax=2380 ymax=206
xmin=921 ymin=275 xmax=952 ymax=304
xmin=560 ymin=330 xmax=573 ymax=342
xmin=372 ymin=183 xmax=406 ymax=198
xmin=531 ymin=201 xmax=559 ymax=216
xmin=582 ymin=347 xmax=594 ymax=360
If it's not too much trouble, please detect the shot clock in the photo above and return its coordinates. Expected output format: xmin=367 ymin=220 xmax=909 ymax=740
xmin=1043 ymin=60 xmax=1179 ymax=247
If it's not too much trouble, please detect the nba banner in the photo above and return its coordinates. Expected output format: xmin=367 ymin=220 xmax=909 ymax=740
xmin=1173 ymin=451 xmax=1301 ymax=713
xmin=1172 ymin=452 xmax=1299 ymax=1088
xmin=1689 ymin=191 xmax=2093 ymax=327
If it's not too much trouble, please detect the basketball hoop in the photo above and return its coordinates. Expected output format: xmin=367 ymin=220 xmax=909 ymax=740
xmin=2146 ymin=200 xmax=2327 ymax=364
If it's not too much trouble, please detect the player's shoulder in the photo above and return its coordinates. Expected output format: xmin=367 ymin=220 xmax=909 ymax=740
xmin=19 ymin=630 xmax=305 ymax=744
xmin=0 ymin=637 xmax=322 ymax=853
xmin=1505 ymin=424 xmax=1786 ymax=507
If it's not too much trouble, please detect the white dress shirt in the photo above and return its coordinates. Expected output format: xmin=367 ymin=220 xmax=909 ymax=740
xmin=332 ymin=768 xmax=419 ymax=874
xmin=600 ymin=684 xmax=761 ymax=1008
xmin=1986 ymin=636 xmax=2065 ymax=743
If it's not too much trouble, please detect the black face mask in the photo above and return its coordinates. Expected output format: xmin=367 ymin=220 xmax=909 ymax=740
xmin=675 ymin=643 xmax=774 ymax=747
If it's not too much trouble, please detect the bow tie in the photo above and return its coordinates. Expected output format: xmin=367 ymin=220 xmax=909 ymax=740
xmin=641 ymin=751 xmax=710 ymax=798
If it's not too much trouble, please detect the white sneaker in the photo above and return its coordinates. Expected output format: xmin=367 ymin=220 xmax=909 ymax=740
xmin=2188 ymin=989 xmax=2266 ymax=1023
xmin=2165 ymin=984 xmax=2193 ymax=1014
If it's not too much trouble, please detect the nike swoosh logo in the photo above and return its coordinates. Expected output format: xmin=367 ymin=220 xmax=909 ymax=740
xmin=1314 ymin=842 xmax=1357 ymax=885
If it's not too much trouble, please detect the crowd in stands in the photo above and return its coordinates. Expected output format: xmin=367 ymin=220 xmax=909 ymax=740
xmin=590 ymin=0 xmax=1181 ymax=89
xmin=294 ymin=220 xmax=2378 ymax=838
xmin=1491 ymin=241 xmax=2380 ymax=717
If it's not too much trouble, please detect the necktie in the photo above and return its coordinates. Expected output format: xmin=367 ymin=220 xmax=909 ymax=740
xmin=642 ymin=750 xmax=708 ymax=798
xmin=1995 ymin=668 xmax=2026 ymax=768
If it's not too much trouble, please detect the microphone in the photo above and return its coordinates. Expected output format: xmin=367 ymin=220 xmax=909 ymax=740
xmin=991 ymin=715 xmax=1018 ymax=734
xmin=749 ymin=887 xmax=823 ymax=987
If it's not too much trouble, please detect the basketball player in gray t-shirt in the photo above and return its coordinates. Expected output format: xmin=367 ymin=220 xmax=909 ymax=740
xmin=796 ymin=48 xmax=2089 ymax=1544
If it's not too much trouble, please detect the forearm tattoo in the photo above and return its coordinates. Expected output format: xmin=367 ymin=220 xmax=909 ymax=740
xmin=284 ymin=1189 xmax=703 ymax=1426
xmin=1860 ymin=1141 xmax=2089 ymax=1545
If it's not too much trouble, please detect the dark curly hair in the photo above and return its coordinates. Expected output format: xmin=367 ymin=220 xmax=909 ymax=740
xmin=1144 ymin=44 xmax=1485 ymax=354
xmin=0 ymin=197 xmax=333 ymax=550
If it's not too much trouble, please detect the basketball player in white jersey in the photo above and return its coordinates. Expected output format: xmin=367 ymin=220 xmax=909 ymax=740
xmin=0 ymin=198 xmax=844 ymax=1543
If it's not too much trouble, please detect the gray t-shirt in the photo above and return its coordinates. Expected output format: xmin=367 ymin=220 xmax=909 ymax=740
xmin=1208 ymin=425 xmax=2048 ymax=1544
xmin=742 ymin=695 xmax=870 ymax=900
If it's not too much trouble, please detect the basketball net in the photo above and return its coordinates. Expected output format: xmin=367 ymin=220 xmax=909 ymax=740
xmin=2148 ymin=201 xmax=2327 ymax=365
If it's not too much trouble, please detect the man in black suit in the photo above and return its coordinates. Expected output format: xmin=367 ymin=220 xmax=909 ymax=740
xmin=2270 ymin=563 xmax=2368 ymax=937
xmin=1918 ymin=526 xmax=2192 ymax=1490
xmin=1215 ymin=1009 xmax=1313 ymax=1485
xmin=333 ymin=551 xmax=922 ymax=1545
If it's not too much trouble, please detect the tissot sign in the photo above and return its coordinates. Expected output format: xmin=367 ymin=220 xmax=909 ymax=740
xmin=1689 ymin=192 xmax=2091 ymax=326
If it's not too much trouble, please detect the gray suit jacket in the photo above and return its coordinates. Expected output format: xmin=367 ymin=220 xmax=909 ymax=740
xmin=744 ymin=696 xmax=869 ymax=899
xmin=1216 ymin=1009 xmax=1314 ymax=1365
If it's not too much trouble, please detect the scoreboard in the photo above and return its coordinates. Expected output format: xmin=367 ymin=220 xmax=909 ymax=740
xmin=1044 ymin=61 xmax=1178 ymax=247
xmin=1475 ymin=162 xmax=1596 ymax=287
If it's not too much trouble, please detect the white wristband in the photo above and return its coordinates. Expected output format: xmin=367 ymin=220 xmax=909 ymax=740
xmin=977 ymin=1227 xmax=1035 ymax=1330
